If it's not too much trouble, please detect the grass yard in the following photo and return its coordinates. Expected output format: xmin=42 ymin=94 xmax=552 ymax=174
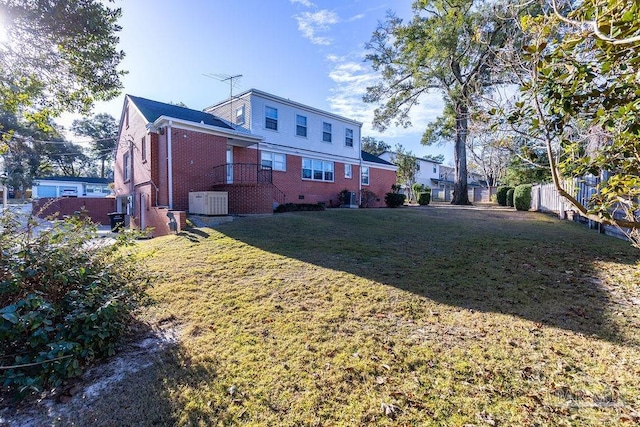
xmin=43 ymin=205 xmax=640 ymax=425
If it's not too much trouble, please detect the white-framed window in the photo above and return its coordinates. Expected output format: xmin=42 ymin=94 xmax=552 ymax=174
xmin=361 ymin=166 xmax=370 ymax=186
xmin=265 ymin=106 xmax=278 ymax=130
xmin=296 ymin=114 xmax=307 ymax=137
xmin=141 ymin=136 xmax=147 ymax=162
xmin=123 ymin=152 xmax=131 ymax=181
xmin=322 ymin=122 xmax=332 ymax=143
xmin=345 ymin=128 xmax=353 ymax=147
xmin=261 ymin=151 xmax=286 ymax=171
xmin=345 ymin=163 xmax=352 ymax=179
xmin=302 ymin=158 xmax=334 ymax=182
xmin=433 ymin=165 xmax=437 ymax=173
xmin=236 ymin=105 xmax=245 ymax=125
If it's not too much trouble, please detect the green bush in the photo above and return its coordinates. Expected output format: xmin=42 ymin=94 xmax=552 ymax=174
xmin=360 ymin=189 xmax=378 ymax=208
xmin=496 ymin=186 xmax=512 ymax=206
xmin=514 ymin=184 xmax=533 ymax=211
xmin=385 ymin=192 xmax=406 ymax=208
xmin=274 ymin=203 xmax=325 ymax=213
xmin=506 ymin=188 xmax=515 ymax=207
xmin=0 ymin=212 xmax=150 ymax=398
xmin=338 ymin=189 xmax=350 ymax=206
xmin=417 ymin=191 xmax=431 ymax=206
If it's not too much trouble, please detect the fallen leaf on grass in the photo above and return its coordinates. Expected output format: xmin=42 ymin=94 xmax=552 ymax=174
xmin=381 ymin=402 xmax=401 ymax=418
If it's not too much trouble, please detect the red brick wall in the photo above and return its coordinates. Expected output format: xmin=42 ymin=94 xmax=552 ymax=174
xmin=169 ymin=128 xmax=226 ymax=211
xmin=213 ymin=184 xmax=273 ymax=214
xmin=33 ymin=198 xmax=116 ymax=225
xmin=364 ymin=167 xmax=396 ymax=208
xmin=143 ymin=207 xmax=186 ymax=236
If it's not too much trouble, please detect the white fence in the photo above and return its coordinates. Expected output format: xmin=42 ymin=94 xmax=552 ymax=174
xmin=531 ymin=180 xmax=596 ymax=214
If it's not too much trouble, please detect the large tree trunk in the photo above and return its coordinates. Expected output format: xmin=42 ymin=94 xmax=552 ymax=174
xmin=452 ymin=103 xmax=470 ymax=205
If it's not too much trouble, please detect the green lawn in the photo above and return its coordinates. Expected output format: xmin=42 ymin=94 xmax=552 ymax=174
xmin=54 ymin=206 xmax=640 ymax=426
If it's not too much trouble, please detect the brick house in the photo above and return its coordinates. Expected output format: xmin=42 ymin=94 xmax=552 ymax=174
xmin=114 ymin=91 xmax=397 ymax=235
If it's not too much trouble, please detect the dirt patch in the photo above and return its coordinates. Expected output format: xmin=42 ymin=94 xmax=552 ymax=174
xmin=0 ymin=326 xmax=179 ymax=427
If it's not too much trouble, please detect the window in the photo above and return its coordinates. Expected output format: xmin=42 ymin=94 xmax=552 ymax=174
xmin=261 ymin=151 xmax=286 ymax=171
xmin=296 ymin=114 xmax=307 ymax=137
xmin=265 ymin=106 xmax=278 ymax=130
xmin=345 ymin=128 xmax=353 ymax=147
xmin=322 ymin=122 xmax=332 ymax=142
xmin=236 ymin=105 xmax=245 ymax=125
xmin=361 ymin=166 xmax=370 ymax=186
xmin=141 ymin=136 xmax=147 ymax=162
xmin=302 ymin=158 xmax=334 ymax=182
xmin=433 ymin=166 xmax=437 ymax=173
xmin=345 ymin=164 xmax=352 ymax=179
xmin=123 ymin=152 xmax=131 ymax=181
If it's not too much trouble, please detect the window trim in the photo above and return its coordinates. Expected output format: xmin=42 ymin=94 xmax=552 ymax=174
xmin=141 ymin=136 xmax=147 ymax=163
xmin=345 ymin=128 xmax=354 ymax=147
xmin=236 ymin=105 xmax=245 ymax=125
xmin=361 ymin=166 xmax=370 ymax=186
xmin=302 ymin=157 xmax=334 ymax=182
xmin=296 ymin=114 xmax=307 ymax=138
xmin=123 ymin=152 xmax=131 ymax=182
xmin=265 ymin=106 xmax=278 ymax=131
xmin=345 ymin=163 xmax=352 ymax=179
xmin=322 ymin=122 xmax=332 ymax=143
xmin=261 ymin=151 xmax=286 ymax=172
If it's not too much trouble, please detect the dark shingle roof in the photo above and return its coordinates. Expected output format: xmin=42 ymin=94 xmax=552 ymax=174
xmin=361 ymin=151 xmax=395 ymax=166
xmin=128 ymin=95 xmax=233 ymax=129
xmin=35 ymin=176 xmax=110 ymax=184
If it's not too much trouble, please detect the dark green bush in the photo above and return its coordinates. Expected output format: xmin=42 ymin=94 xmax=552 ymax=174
xmin=338 ymin=189 xmax=350 ymax=206
xmin=0 ymin=212 xmax=150 ymax=398
xmin=514 ymin=184 xmax=533 ymax=211
xmin=496 ymin=186 xmax=512 ymax=206
xmin=418 ymin=191 xmax=431 ymax=206
xmin=385 ymin=193 xmax=406 ymax=208
xmin=506 ymin=188 xmax=515 ymax=207
xmin=274 ymin=203 xmax=325 ymax=213
xmin=360 ymin=189 xmax=378 ymax=208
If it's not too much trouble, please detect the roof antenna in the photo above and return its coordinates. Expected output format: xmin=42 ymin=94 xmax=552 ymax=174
xmin=203 ymin=73 xmax=243 ymax=125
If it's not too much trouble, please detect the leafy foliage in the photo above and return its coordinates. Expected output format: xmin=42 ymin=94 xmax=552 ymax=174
xmin=418 ymin=190 xmax=431 ymax=206
xmin=390 ymin=144 xmax=419 ymax=200
xmin=497 ymin=186 xmax=512 ymax=206
xmin=505 ymin=0 xmax=640 ymax=237
xmin=361 ymin=136 xmax=390 ymax=156
xmin=364 ymin=0 xmax=519 ymax=204
xmin=72 ymin=114 xmax=118 ymax=179
xmin=514 ymin=184 xmax=532 ymax=211
xmin=0 ymin=211 xmax=150 ymax=398
xmin=0 ymin=0 xmax=125 ymax=134
xmin=506 ymin=188 xmax=515 ymax=207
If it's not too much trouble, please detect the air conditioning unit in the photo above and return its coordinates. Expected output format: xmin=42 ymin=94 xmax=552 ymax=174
xmin=347 ymin=191 xmax=358 ymax=208
xmin=189 ymin=191 xmax=228 ymax=215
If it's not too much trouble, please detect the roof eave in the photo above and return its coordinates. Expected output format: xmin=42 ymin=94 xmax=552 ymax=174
xmin=152 ymin=116 xmax=264 ymax=146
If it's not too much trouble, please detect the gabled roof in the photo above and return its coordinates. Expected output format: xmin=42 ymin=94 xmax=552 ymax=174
xmin=361 ymin=150 xmax=395 ymax=166
xmin=127 ymin=95 xmax=234 ymax=130
xmin=35 ymin=176 xmax=110 ymax=184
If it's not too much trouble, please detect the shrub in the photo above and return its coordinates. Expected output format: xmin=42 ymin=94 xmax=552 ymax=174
xmin=496 ymin=186 xmax=512 ymax=206
xmin=385 ymin=192 xmax=406 ymax=208
xmin=418 ymin=191 xmax=431 ymax=206
xmin=274 ymin=203 xmax=325 ymax=213
xmin=506 ymin=188 xmax=515 ymax=207
xmin=338 ymin=189 xmax=351 ymax=206
xmin=360 ymin=189 xmax=378 ymax=208
xmin=514 ymin=184 xmax=533 ymax=211
xmin=0 ymin=212 xmax=150 ymax=399
xmin=412 ymin=183 xmax=424 ymax=201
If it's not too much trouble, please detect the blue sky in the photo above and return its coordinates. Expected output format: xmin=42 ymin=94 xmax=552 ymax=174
xmin=62 ymin=0 xmax=449 ymax=162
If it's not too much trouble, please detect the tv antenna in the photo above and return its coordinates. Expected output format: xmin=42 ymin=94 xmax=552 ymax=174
xmin=203 ymin=73 xmax=243 ymax=124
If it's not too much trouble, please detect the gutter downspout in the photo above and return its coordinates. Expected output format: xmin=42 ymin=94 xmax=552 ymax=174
xmin=167 ymin=121 xmax=173 ymax=209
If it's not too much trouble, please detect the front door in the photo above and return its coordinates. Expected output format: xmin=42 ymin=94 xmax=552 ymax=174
xmin=226 ymin=147 xmax=233 ymax=184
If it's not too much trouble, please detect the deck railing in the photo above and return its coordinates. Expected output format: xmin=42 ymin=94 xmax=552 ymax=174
xmin=209 ymin=163 xmax=273 ymax=185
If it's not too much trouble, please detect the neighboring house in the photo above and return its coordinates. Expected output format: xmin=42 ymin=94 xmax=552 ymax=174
xmin=32 ymin=176 xmax=112 ymax=198
xmin=114 ymin=91 xmax=397 ymax=235
xmin=378 ymin=151 xmax=441 ymax=190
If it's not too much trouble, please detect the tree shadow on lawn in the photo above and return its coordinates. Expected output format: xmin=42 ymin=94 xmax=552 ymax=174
xmin=216 ymin=207 xmax=640 ymax=347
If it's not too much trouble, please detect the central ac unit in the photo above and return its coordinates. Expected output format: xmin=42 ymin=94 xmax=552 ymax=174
xmin=189 ymin=191 xmax=228 ymax=215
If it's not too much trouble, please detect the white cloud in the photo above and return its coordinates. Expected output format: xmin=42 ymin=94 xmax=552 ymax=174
xmin=289 ymin=0 xmax=315 ymax=7
xmin=347 ymin=13 xmax=365 ymax=22
xmin=326 ymin=55 xmax=444 ymax=141
xmin=295 ymin=10 xmax=339 ymax=45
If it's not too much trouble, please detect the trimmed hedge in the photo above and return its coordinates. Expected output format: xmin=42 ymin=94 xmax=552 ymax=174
xmin=496 ymin=186 xmax=512 ymax=206
xmin=506 ymin=188 xmax=515 ymax=207
xmin=417 ymin=191 xmax=431 ymax=206
xmin=384 ymin=193 xmax=406 ymax=208
xmin=514 ymin=184 xmax=533 ymax=211
xmin=274 ymin=203 xmax=325 ymax=213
